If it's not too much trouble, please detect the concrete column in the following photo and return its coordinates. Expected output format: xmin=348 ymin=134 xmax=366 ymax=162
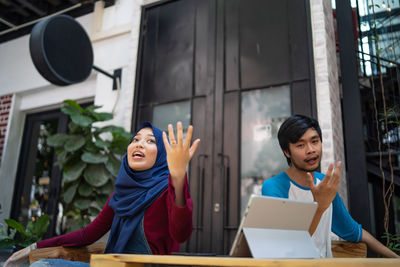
xmin=310 ymin=0 xmax=348 ymax=206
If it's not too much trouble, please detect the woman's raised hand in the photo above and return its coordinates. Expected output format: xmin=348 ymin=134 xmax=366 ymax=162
xmin=163 ymin=121 xmax=200 ymax=180
xmin=162 ymin=122 xmax=200 ymax=205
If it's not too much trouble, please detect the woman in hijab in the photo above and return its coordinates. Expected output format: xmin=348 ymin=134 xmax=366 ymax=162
xmin=5 ymin=121 xmax=199 ymax=266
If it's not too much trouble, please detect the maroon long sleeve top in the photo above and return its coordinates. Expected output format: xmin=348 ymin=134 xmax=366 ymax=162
xmin=37 ymin=176 xmax=193 ymax=255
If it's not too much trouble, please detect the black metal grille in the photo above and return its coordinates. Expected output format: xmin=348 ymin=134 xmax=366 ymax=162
xmin=0 ymin=0 xmax=115 ymax=44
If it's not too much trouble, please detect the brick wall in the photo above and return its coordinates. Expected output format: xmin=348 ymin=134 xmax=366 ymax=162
xmin=0 ymin=94 xmax=12 ymax=167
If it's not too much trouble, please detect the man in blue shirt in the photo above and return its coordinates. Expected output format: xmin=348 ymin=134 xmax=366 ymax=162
xmin=262 ymin=114 xmax=398 ymax=257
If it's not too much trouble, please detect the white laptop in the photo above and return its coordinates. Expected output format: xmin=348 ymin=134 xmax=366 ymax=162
xmin=229 ymin=194 xmax=320 ymax=258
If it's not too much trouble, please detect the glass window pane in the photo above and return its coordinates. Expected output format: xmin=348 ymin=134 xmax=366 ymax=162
xmin=18 ymin=119 xmax=58 ymax=224
xmin=152 ymin=101 xmax=191 ymax=133
xmin=240 ymin=85 xmax=291 ymax=215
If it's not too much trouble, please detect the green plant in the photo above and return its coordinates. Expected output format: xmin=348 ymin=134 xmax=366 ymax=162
xmin=0 ymin=214 xmax=49 ymax=249
xmin=382 ymin=105 xmax=400 ymax=125
xmin=382 ymin=232 xmax=400 ymax=253
xmin=46 ymin=100 xmax=132 ymax=231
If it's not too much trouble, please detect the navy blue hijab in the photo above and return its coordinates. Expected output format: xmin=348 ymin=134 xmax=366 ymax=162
xmin=105 ymin=122 xmax=169 ymax=253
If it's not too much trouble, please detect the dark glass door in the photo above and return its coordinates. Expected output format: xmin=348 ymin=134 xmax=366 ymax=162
xmin=134 ymin=0 xmax=316 ymax=254
xmin=11 ymin=109 xmax=68 ymax=237
xmin=133 ymin=0 xmax=216 ymax=253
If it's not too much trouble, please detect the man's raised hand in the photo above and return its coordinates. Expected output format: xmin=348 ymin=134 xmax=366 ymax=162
xmin=307 ymin=161 xmax=342 ymax=212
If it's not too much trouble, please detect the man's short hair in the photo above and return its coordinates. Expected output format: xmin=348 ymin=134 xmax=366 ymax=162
xmin=278 ymin=114 xmax=322 ymax=165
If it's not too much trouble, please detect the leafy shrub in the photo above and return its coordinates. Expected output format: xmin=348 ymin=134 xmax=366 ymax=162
xmin=0 ymin=215 xmax=49 ymax=249
xmin=47 ymin=100 xmax=132 ymax=231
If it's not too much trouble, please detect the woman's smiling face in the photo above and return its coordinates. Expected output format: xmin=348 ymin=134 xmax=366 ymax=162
xmin=127 ymin=127 xmax=158 ymax=171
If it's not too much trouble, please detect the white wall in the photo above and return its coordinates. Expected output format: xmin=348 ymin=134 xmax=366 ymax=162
xmin=0 ymin=0 xmax=146 ymax=221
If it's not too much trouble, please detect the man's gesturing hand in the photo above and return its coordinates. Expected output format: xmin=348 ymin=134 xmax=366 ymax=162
xmin=306 ymin=161 xmax=342 ymax=212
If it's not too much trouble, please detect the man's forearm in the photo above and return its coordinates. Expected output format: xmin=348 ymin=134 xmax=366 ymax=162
xmin=308 ymin=208 xmax=325 ymax=236
xmin=362 ymin=229 xmax=400 ymax=258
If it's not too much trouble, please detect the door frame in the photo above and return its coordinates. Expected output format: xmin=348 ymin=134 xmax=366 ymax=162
xmin=11 ymin=109 xmax=69 ymax=237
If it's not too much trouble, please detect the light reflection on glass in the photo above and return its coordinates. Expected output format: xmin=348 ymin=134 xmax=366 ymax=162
xmin=240 ymin=85 xmax=291 ymax=215
xmin=20 ymin=120 xmax=57 ymax=226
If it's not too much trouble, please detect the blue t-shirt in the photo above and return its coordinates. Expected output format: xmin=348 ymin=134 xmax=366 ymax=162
xmin=262 ymin=172 xmax=362 ymax=257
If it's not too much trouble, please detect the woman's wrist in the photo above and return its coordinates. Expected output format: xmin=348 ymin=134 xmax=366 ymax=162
xmin=174 ymin=191 xmax=185 ymax=207
xmin=29 ymin=242 xmax=37 ymax=251
xmin=171 ymin=174 xmax=186 ymax=207
xmin=170 ymin=169 xmax=186 ymax=180
xmin=170 ymin=171 xmax=186 ymax=187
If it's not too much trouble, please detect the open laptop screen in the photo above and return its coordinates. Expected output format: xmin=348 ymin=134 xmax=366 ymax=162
xmin=230 ymin=194 xmax=318 ymax=257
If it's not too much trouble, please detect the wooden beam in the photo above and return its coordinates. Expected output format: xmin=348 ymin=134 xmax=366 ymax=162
xmin=331 ymin=241 xmax=367 ymax=258
xmin=91 ymin=254 xmax=400 ymax=267
xmin=29 ymin=242 xmax=106 ymax=264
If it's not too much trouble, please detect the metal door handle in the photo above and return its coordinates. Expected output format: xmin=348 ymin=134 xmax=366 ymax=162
xmin=194 ymin=154 xmax=208 ymax=252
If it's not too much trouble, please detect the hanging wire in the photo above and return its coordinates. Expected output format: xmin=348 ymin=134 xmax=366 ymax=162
xmin=371 ymin=0 xmax=396 ymax=245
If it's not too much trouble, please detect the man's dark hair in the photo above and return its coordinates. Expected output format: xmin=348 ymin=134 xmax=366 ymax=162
xmin=277 ymin=114 xmax=322 ymax=165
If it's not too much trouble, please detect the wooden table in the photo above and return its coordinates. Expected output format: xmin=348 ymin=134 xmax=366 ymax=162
xmin=90 ymin=254 xmax=400 ymax=267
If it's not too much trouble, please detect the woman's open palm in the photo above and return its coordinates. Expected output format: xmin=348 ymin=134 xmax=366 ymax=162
xmin=162 ymin=122 xmax=200 ymax=186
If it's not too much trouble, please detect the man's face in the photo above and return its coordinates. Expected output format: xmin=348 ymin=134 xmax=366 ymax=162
xmin=284 ymin=128 xmax=322 ymax=172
